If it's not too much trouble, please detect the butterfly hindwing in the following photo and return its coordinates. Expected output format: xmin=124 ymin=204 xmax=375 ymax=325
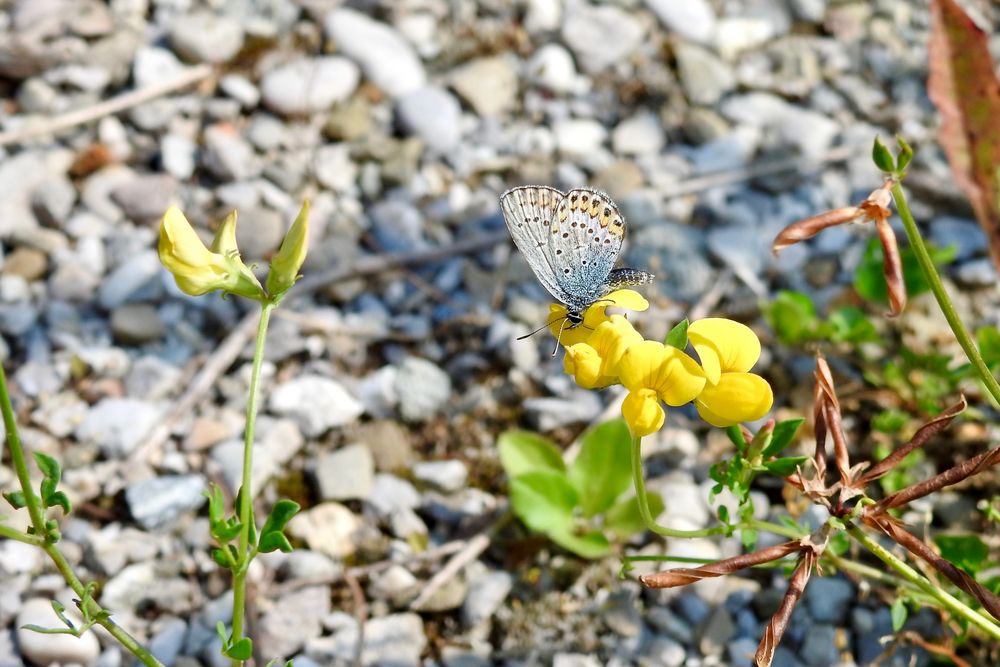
xmin=500 ymin=186 xmax=576 ymax=305
xmin=550 ymin=188 xmax=625 ymax=303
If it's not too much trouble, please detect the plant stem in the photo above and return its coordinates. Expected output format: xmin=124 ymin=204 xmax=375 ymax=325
xmin=630 ymin=435 xmax=726 ymax=538
xmin=230 ymin=302 xmax=274 ymax=665
xmin=0 ymin=360 xmax=163 ymax=667
xmin=845 ymin=521 xmax=1000 ymax=641
xmin=891 ymin=182 xmax=1000 ymax=405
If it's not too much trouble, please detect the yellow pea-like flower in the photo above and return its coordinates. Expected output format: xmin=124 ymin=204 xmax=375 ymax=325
xmin=563 ymin=315 xmax=644 ymax=388
xmin=158 ymin=206 xmax=264 ymax=300
xmin=688 ymin=318 xmax=773 ymax=427
xmin=617 ymin=340 xmax=706 ymax=436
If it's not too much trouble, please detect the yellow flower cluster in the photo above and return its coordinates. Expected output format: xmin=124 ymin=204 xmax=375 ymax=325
xmin=553 ymin=291 xmax=773 ymax=436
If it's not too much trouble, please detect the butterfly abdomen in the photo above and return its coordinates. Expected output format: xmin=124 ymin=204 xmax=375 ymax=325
xmin=604 ymin=268 xmax=655 ymax=291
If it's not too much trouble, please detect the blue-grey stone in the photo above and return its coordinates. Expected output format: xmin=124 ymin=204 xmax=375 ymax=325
xmin=125 ymin=474 xmax=207 ymax=530
xmin=798 ymin=623 xmax=838 ymax=667
xmin=805 ymin=576 xmax=853 ymax=623
xmin=930 ymin=216 xmax=986 ymax=261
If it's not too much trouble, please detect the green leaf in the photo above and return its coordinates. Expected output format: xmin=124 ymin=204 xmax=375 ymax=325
xmin=215 ymin=621 xmax=229 ymax=645
xmin=225 ymin=637 xmax=253 ymax=660
xmin=664 ymin=319 xmax=689 ymax=349
xmin=890 ymin=598 xmax=908 ymax=631
xmin=258 ymin=499 xmax=300 ymax=553
xmin=604 ymin=492 xmax=665 ymax=538
xmin=977 ymin=325 xmax=1000 ymax=367
xmin=567 ymin=419 xmax=632 ymax=517
xmin=762 ymin=456 xmax=810 ymax=477
xmin=33 ymin=452 xmax=60 ymax=481
xmin=3 ymin=490 xmax=27 ymax=510
xmin=45 ymin=491 xmax=71 ymax=515
xmin=872 ymin=137 xmax=896 ymax=173
xmin=548 ymin=527 xmax=611 ymax=559
xmin=498 ymin=431 xmax=566 ymax=477
xmin=206 ymin=484 xmax=227 ymax=525
xmin=934 ymin=534 xmax=989 ymax=574
xmin=896 ymin=136 xmax=914 ymax=172
xmin=827 ymin=306 xmax=879 ymax=344
xmin=763 ymin=291 xmax=819 ymax=345
xmin=762 ymin=419 xmax=804 ymax=458
xmin=871 ymin=409 xmax=909 ymax=434
xmin=827 ymin=531 xmax=850 ymax=557
xmin=509 ymin=470 xmax=578 ymax=534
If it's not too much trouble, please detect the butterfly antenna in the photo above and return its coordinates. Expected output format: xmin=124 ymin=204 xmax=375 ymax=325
xmin=551 ymin=317 xmax=572 ymax=357
xmin=516 ymin=315 xmax=568 ymax=341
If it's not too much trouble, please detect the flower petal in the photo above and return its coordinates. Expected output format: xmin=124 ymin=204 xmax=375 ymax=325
xmin=622 ymin=388 xmax=665 ymax=437
xmin=618 ymin=340 xmax=705 ymax=406
xmin=602 ymin=289 xmax=649 ymax=312
xmin=564 ymin=343 xmax=614 ymax=388
xmin=689 ymin=318 xmax=762 ymax=382
xmin=588 ymin=315 xmax=643 ymax=377
xmin=160 ymin=206 xmax=217 ymax=269
xmin=695 ymin=372 xmax=773 ymax=428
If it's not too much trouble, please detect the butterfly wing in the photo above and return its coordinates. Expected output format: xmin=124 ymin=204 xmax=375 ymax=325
xmin=549 ymin=188 xmax=626 ymax=304
xmin=500 ymin=186 xmax=576 ymax=304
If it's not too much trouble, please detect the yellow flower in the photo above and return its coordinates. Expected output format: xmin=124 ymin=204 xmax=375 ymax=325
xmin=549 ymin=289 xmax=649 ymax=347
xmin=563 ymin=315 xmax=643 ymax=388
xmin=266 ymin=201 xmax=310 ymax=300
xmin=617 ymin=340 xmax=706 ymax=436
xmin=688 ymin=318 xmax=773 ymax=427
xmin=158 ymin=206 xmax=264 ymax=300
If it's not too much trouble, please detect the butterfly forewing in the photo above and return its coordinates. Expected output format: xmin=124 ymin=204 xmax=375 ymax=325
xmin=500 ymin=186 xmax=576 ymax=304
xmin=550 ymin=189 xmax=625 ymax=305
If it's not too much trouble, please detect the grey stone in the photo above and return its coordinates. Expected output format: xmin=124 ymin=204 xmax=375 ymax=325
xmin=524 ymin=391 xmax=603 ymax=430
xmin=268 ymin=374 xmax=364 ymax=437
xmin=219 ymin=74 xmax=259 ymax=108
xmin=161 ymin=134 xmax=197 ymax=180
xmin=930 ymin=217 xmax=986 ymax=261
xmin=149 ymin=617 xmax=187 ymax=666
xmin=203 ymin=124 xmax=260 ymax=181
xmin=315 ymin=443 xmax=375 ymax=501
xmin=799 ymin=623 xmax=838 ymax=667
xmin=257 ymin=587 xmax=329 ymax=659
xmin=720 ymin=93 xmax=839 ymax=159
xmin=287 ymin=502 xmax=361 ymax=559
xmin=955 ymin=258 xmax=997 ymax=287
xmin=553 ymin=118 xmax=607 ymax=157
xmin=676 ymin=42 xmax=736 ymax=105
xmin=527 ymin=44 xmax=587 ymax=94
xmin=727 ymin=637 xmax=758 ymax=667
xmin=804 ymin=576 xmax=853 ymax=623
xmin=353 ymin=420 xmax=413 ymax=472
xmin=413 ymin=460 xmax=467 ymax=493
xmin=562 ymin=3 xmax=644 ymax=73
xmin=412 ymin=576 xmax=468 ymax=613
xmin=101 ymin=562 xmax=195 ymax=614
xmin=111 ymin=174 xmax=177 ymax=222
xmin=698 ymin=605 xmax=736 ymax=656
xmin=16 ymin=598 xmax=100 ymax=666
xmin=76 ymin=398 xmax=161 ymax=457
xmin=31 ymin=175 xmax=76 ymax=226
xmin=368 ymin=473 xmax=421 ymax=517
xmin=261 ymin=57 xmax=360 ymax=116
xmin=394 ymin=356 xmax=452 ymax=421
xmin=553 ymin=654 xmax=601 ymax=667
xmin=642 ymin=637 xmax=686 ymax=666
xmin=603 ymin=588 xmax=643 ymax=637
xmin=234 ymin=207 xmax=285 ymax=260
xmin=449 ymin=56 xmax=518 ymax=115
xmin=314 ymin=144 xmax=358 ymax=193
xmin=98 ymin=250 xmax=161 ymax=309
xmin=626 ymin=223 xmax=714 ymax=302
xmin=124 ymin=355 xmax=182 ymax=401
xmin=646 ymin=0 xmax=716 ymax=43
xmin=110 ymin=303 xmax=165 ymax=344
xmin=126 ymin=474 xmax=207 ymax=530
xmin=612 ymin=113 xmax=665 ymax=156
xmin=169 ymin=12 xmax=244 ymax=64
xmin=461 ymin=571 xmax=512 ymax=627
xmin=370 ymin=200 xmax=427 ymax=252
xmin=396 ymin=86 xmax=462 ymax=153
xmin=325 ymin=8 xmax=426 ymax=98
xmin=362 ymin=613 xmax=427 ymax=667
xmin=133 ymin=46 xmax=186 ymax=89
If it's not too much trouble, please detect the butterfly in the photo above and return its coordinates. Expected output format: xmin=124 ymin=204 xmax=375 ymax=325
xmin=500 ymin=186 xmax=653 ymax=344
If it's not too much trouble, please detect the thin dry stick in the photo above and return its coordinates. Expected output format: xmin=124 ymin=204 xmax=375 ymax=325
xmin=409 ymin=533 xmax=491 ymax=610
xmin=639 ymin=540 xmax=801 ymax=588
xmin=0 ymin=65 xmax=214 ymax=146
xmin=755 ymin=550 xmax=818 ymax=667
xmin=130 ymin=231 xmax=508 ymax=464
xmin=874 ymin=445 xmax=1000 ymax=513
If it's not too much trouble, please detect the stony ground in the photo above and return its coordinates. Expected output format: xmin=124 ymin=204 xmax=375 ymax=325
xmin=0 ymin=1 xmax=998 ymax=666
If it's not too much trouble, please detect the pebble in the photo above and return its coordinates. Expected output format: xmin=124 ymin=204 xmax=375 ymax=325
xmin=234 ymin=207 xmax=285 ymax=260
xmin=396 ymin=87 xmax=463 ymax=153
xmin=76 ymin=397 xmax=162 ymax=457
xmin=287 ymin=502 xmax=362 ymax=559
xmin=561 ymin=3 xmax=644 ymax=73
xmin=798 ymin=623 xmax=838 ymax=667
xmin=413 ymin=459 xmax=468 ymax=493
xmin=110 ymin=303 xmax=165 ymax=344
xmin=169 ymin=12 xmax=244 ymax=64
xmin=524 ymin=392 xmax=603 ymax=430
xmin=449 ymin=57 xmax=518 ymax=116
xmin=553 ymin=119 xmax=607 ymax=157
xmin=3 ymin=247 xmax=48 ymax=281
xmin=394 ymin=357 xmax=452 ymax=421
xmin=325 ymin=8 xmax=427 ymax=98
xmin=698 ymin=605 xmax=736 ymax=657
xmin=260 ymin=57 xmax=360 ymax=116
xmin=257 ymin=587 xmax=329 ymax=659
xmin=675 ymin=42 xmax=736 ymax=106
xmin=125 ymin=474 xmax=206 ymax=530
xmin=804 ymin=576 xmax=854 ymax=623
xmin=462 ymin=571 xmax=512 ymax=627
xmin=527 ymin=44 xmax=587 ymax=95
xmin=352 ymin=420 xmax=413 ymax=472
xmin=98 ymin=250 xmax=162 ymax=309
xmin=268 ymin=374 xmax=365 ymax=437
xmin=203 ymin=124 xmax=260 ymax=181
xmin=315 ymin=443 xmax=375 ymax=501
xmin=160 ymin=134 xmax=197 ymax=179
xmin=612 ymin=113 xmax=665 ymax=156
xmin=110 ymin=174 xmax=177 ymax=223
xmin=101 ymin=562 xmax=195 ymax=614
xmin=149 ymin=617 xmax=188 ymax=666
xmin=643 ymin=637 xmax=687 ymax=667
xmin=646 ymin=0 xmax=717 ymax=43
xmin=16 ymin=598 xmax=100 ymax=666
xmin=368 ymin=473 xmax=421 ymax=517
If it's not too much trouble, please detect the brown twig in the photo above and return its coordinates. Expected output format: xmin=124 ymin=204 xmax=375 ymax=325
xmin=409 ymin=533 xmax=490 ymax=610
xmin=755 ymin=549 xmax=819 ymax=667
xmin=639 ymin=540 xmax=800 ymax=588
xmin=0 ymin=65 xmax=214 ymax=147
xmin=874 ymin=445 xmax=1000 ymax=513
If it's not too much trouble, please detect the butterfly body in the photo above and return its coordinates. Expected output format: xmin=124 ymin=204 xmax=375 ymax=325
xmin=500 ymin=186 xmax=653 ymax=325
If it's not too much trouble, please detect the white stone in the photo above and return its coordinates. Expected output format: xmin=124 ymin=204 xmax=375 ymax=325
xmin=449 ymin=57 xmax=518 ymax=116
xmin=612 ymin=113 xmax=665 ymax=155
xmin=396 ymin=86 xmax=463 ymax=153
xmin=288 ymin=502 xmax=362 ymax=559
xmin=325 ymin=8 xmax=426 ymax=98
xmin=260 ymin=57 xmax=360 ymax=116
xmin=527 ymin=44 xmax=588 ymax=95
xmin=553 ymin=118 xmax=607 ymax=157
xmin=268 ymin=374 xmax=364 ymax=437
xmin=645 ymin=0 xmax=717 ymax=43
xmin=561 ymin=2 xmax=645 ymax=73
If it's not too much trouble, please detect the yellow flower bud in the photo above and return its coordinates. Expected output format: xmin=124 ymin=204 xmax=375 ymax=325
xmin=266 ymin=201 xmax=310 ymax=299
xmin=158 ymin=206 xmax=264 ymax=300
xmin=622 ymin=388 xmax=665 ymax=437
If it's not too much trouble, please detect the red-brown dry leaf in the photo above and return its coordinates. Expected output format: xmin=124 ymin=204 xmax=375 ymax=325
xmin=928 ymin=0 xmax=1000 ymax=271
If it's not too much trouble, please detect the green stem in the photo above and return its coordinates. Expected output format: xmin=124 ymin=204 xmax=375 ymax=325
xmin=230 ymin=302 xmax=274 ymax=666
xmin=892 ymin=182 xmax=1000 ymax=406
xmin=846 ymin=521 xmax=1000 ymax=641
xmin=0 ymin=360 xmax=163 ymax=667
xmin=630 ymin=434 xmax=726 ymax=538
